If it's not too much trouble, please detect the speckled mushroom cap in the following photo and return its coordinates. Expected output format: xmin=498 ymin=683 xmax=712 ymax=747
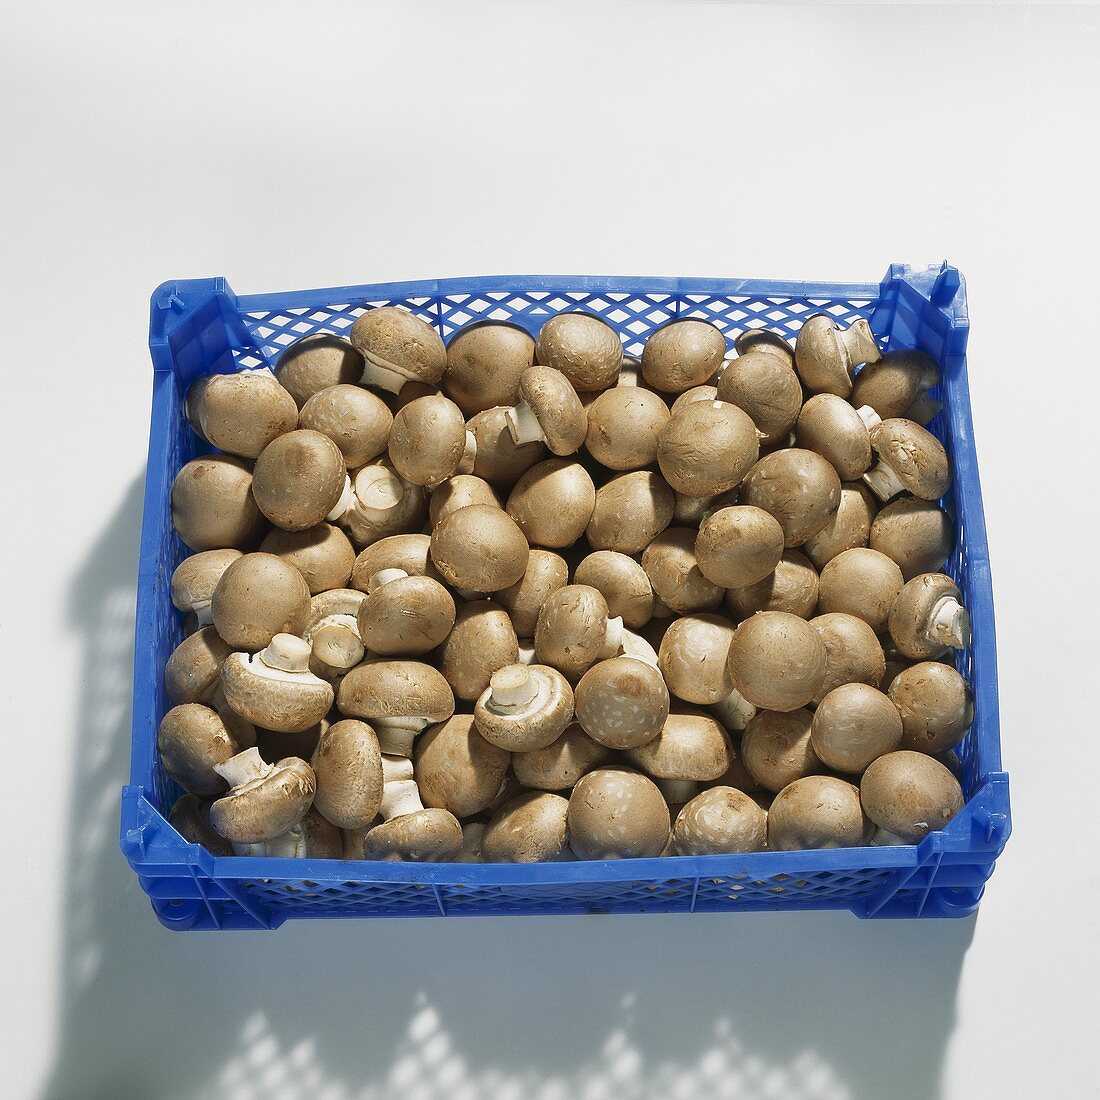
xmin=795 ymin=394 xmax=878 ymax=480
xmin=726 ymin=549 xmax=819 ymax=620
xmin=211 ymin=552 xmax=311 ymax=651
xmin=474 ymin=663 xmax=575 ymax=752
xmin=860 ymin=750 xmax=964 ymax=842
xmin=429 ymin=475 xmax=500 ymax=528
xmin=430 ymin=504 xmax=530 ymax=592
xmin=299 ymin=384 xmax=393 ymax=469
xmin=221 ymin=637 xmax=335 ymax=732
xmin=388 ymin=394 xmax=470 ymax=487
xmin=350 ymin=306 xmax=447 ymax=392
xmin=338 ymin=658 xmax=455 ymax=727
xmin=467 ymin=406 xmax=546 ymax=487
xmin=741 ymin=449 xmax=842 ymax=548
xmin=889 ymin=661 xmax=973 ymax=754
xmin=567 ymin=767 xmax=670 ymax=859
xmin=658 ymin=614 xmax=736 ymax=705
xmin=804 ymin=483 xmax=877 ymax=570
xmin=253 ymin=430 xmax=348 ymax=531
xmin=364 ymin=808 xmax=464 ymax=861
xmin=767 ymin=775 xmax=866 ymax=850
xmin=584 ymin=387 xmax=669 ymax=471
xmin=506 ymin=366 xmax=588 ymax=456
xmin=480 ymin=792 xmax=571 ymax=863
xmin=869 ymin=498 xmax=953 ymax=580
xmin=310 ymin=719 xmax=383 ymax=829
xmin=534 ymin=585 xmax=620 ymax=681
xmin=187 ymin=369 xmax=298 ymax=458
xmin=727 ymin=611 xmax=827 ymax=712
xmin=511 ymin=723 xmax=613 ymax=791
xmin=437 ymin=599 xmax=519 ymax=701
xmin=670 ymin=384 xmax=718 ymax=415
xmin=350 ymin=533 xmax=442 ymax=590
xmin=496 ymin=550 xmax=570 ymax=637
xmin=573 ymin=551 xmax=655 ymax=630
xmin=695 ymin=506 xmax=785 ymax=590
xmin=337 ymin=461 xmax=426 ymax=549
xmin=818 ymin=548 xmax=904 ymax=634
xmin=444 ymin=322 xmax=535 ymax=416
xmin=641 ymin=320 xmax=726 ymax=394
xmin=586 ymin=471 xmax=675 ymax=555
xmin=865 ymin=418 xmax=951 ymax=502
xmin=506 ymin=459 xmax=596 ymax=549
xmin=261 ymin=524 xmax=356 ymax=595
xmin=158 ymin=703 xmax=242 ymax=795
xmin=657 ymin=400 xmax=759 ymax=497
xmin=794 ymin=315 xmax=881 ymax=397
xmin=357 ymin=572 xmax=455 ymax=656
xmin=414 ymin=713 xmax=512 ymax=818
xmin=169 ymin=793 xmax=234 ymax=855
xmin=275 ymin=334 xmax=364 ymax=407
xmin=230 ymin=807 xmax=345 ymax=859
xmin=170 ymin=549 xmax=242 ymax=622
xmin=171 ymin=455 xmax=267 ymax=551
xmin=624 ymin=711 xmax=732 ymax=781
xmin=739 ymin=708 xmax=820 ymax=792
xmin=574 ymin=656 xmax=670 ymax=749
xmin=888 ymin=572 xmax=970 ymax=660
xmin=809 ymin=612 xmax=886 ymax=704
xmin=716 ymin=346 xmax=803 ymax=446
xmin=672 ymin=786 xmax=768 ymax=855
xmin=209 ymin=750 xmax=316 ymax=844
xmin=850 ymin=349 xmax=940 ymax=420
xmin=165 ymin=626 xmax=234 ymax=705
xmin=641 ymin=528 xmax=722 ymax=614
xmin=811 ymin=683 xmax=903 ymax=774
xmin=535 ymin=313 xmax=623 ymax=392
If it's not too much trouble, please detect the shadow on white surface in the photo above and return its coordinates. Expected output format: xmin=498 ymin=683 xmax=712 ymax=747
xmin=41 ymin=478 xmax=975 ymax=1100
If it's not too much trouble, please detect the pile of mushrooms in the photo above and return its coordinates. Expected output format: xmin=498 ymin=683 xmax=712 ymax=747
xmin=163 ymin=307 xmax=971 ymax=862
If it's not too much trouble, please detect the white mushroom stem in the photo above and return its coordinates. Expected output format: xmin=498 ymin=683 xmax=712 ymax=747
xmin=505 ymin=400 xmax=546 ymax=446
xmin=856 ymin=404 xmax=882 ymax=431
xmin=374 ymin=717 xmax=432 ymax=757
xmin=862 ymin=460 xmax=908 ymax=502
xmin=620 ymin=629 xmax=659 ymax=668
xmin=354 ymin=466 xmax=406 ymax=518
xmin=712 ymin=687 xmax=757 ymax=731
xmin=213 ymin=747 xmax=272 ymax=790
xmin=839 ymin=319 xmax=880 ymax=366
xmin=368 ymin=568 xmax=409 ymax=592
xmin=655 ymin=778 xmax=699 ymax=805
xmin=327 ymin=475 xmax=357 ymax=522
xmin=191 ymin=599 xmax=214 ymax=627
xmin=456 ymin=430 xmax=477 ymax=475
xmin=928 ymin=597 xmax=971 ymax=649
xmin=379 ymin=754 xmax=426 ymax=819
xmin=260 ymin=634 xmax=312 ymax=673
xmin=310 ymin=616 xmax=364 ymax=670
xmin=516 ymin=639 xmax=536 ymax=665
xmin=360 ymin=350 xmax=416 ymax=394
xmin=598 ymin=616 xmax=625 ymax=660
xmin=488 ymin=665 xmax=541 ymax=709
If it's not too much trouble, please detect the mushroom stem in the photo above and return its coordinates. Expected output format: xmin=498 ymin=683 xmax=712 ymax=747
xmin=212 ymin=747 xmax=272 ymax=790
xmin=374 ymin=717 xmax=431 ymax=757
xmin=327 ymin=474 xmax=357 ymax=523
xmin=456 ymin=430 xmax=477 ymax=475
xmin=488 ymin=665 xmax=540 ymax=709
xmin=368 ymin=568 xmax=409 ymax=592
xmin=310 ymin=616 xmax=365 ymax=670
xmin=620 ymin=629 xmax=659 ymax=668
xmin=516 ymin=639 xmax=536 ymax=665
xmin=599 ymin=616 xmax=625 ymax=659
xmin=839 ymin=319 xmax=880 ymax=367
xmin=260 ymin=634 xmax=312 ymax=673
xmin=354 ymin=467 xmax=406 ymax=517
xmin=191 ymin=599 xmax=214 ymax=627
xmin=505 ymin=400 xmax=546 ymax=446
xmin=655 ymin=778 xmax=699 ymax=805
xmin=360 ymin=351 xmax=414 ymax=395
xmin=862 ymin=460 xmax=908 ymax=502
xmin=856 ymin=404 xmax=882 ymax=430
xmin=711 ymin=687 xmax=757 ymax=731
xmin=929 ymin=596 xmax=971 ymax=649
xmin=379 ymin=754 xmax=426 ymax=818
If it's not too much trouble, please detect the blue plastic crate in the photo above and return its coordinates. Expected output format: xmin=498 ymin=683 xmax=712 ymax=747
xmin=120 ymin=264 xmax=1010 ymax=930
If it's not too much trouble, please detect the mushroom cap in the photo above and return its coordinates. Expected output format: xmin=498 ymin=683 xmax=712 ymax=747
xmin=165 ymin=626 xmax=234 ymax=704
xmin=741 ymin=449 xmax=842 ymax=547
xmin=260 ymin=523 xmax=356 ymax=595
xmin=870 ymin=497 xmax=953 ymax=580
xmin=474 ymin=663 xmax=575 ymax=751
xmin=496 ymin=549 xmax=570 ymax=637
xmin=586 ymin=470 xmax=675 ymax=555
xmin=349 ymin=306 xmax=446 ymax=385
xmin=171 ymin=455 xmax=266 ymax=551
xmin=740 ymin=708 xmax=820 ymax=792
xmin=584 ymin=386 xmax=670 ymax=470
xmin=695 ymin=506 xmax=785 ymax=589
xmin=715 ymin=348 xmax=803 ymax=445
xmin=444 ymin=322 xmax=536 ymax=416
xmin=641 ymin=528 xmax=722 ymax=614
xmin=253 ymin=429 xmax=348 ymax=531
xmin=850 ymin=350 xmax=940 ymax=419
xmin=534 ymin=585 xmax=614 ymax=681
xmin=511 ymin=723 xmax=613 ymax=790
xmin=170 ymin=549 xmax=242 ymax=615
xmin=357 ymin=574 xmax=456 ymax=656
xmin=868 ymin=418 xmax=951 ymax=500
xmin=350 ymin=533 xmax=443 ymax=590
xmin=364 ymin=808 xmax=463 ymax=861
xmin=658 ymin=614 xmax=736 ymax=705
xmin=574 ymin=656 xmax=670 ymax=749
xmin=414 ymin=713 xmax=512 ymax=818
xmin=305 ymin=587 xmax=366 ymax=639
xmin=515 ymin=366 xmax=588 ymax=455
xmin=672 ymin=786 xmax=768 ymax=855
xmin=467 ymin=406 xmax=546 ymax=486
xmin=189 ymin=370 xmax=298 ymax=458
xmin=708 ymin=743 xmax=762 ymax=793
xmin=573 ymin=551 xmax=655 ymax=630
xmin=809 ymin=612 xmax=886 ymax=704
xmin=726 ymin=549 xmax=819 ymax=619
xmin=669 ymin=384 xmax=719 ymax=415
xmin=210 ymin=552 xmax=311 ymax=651
xmin=337 ymin=659 xmax=456 ymax=724
xmin=795 ymin=394 xmax=874 ymax=480
xmin=818 ymin=547 xmax=904 ymax=633
xmin=299 ymin=384 xmax=393 ymax=468
xmin=810 ymin=683 xmax=903 ymax=773
xmin=169 ymin=793 xmax=234 ymax=855
xmin=310 ymin=719 xmax=384 ymax=829
xmin=209 ymin=755 xmax=316 ymax=844
xmin=641 ymin=319 xmax=726 ymax=394
xmin=535 ymin=313 xmax=623 ymax=392
xmin=567 ymin=767 xmax=670 ymax=859
xmin=275 ymin=333 xmax=364 ymax=408
xmin=339 ymin=461 xmax=426 ymax=549
xmin=158 ymin=703 xmax=241 ymax=795
xmin=480 ymin=792 xmax=572 ymax=863
xmin=795 ymin=315 xmax=880 ymax=397
xmin=428 ymin=475 xmax=501 ymax=528
xmin=624 ymin=712 xmax=732 ymax=781
xmin=727 ymin=611 xmax=827 ymax=712
xmin=803 ymin=482 xmax=877 ymax=570
xmin=437 ymin=599 xmax=519 ymax=701
xmin=506 ymin=459 xmax=596 ymax=548
xmin=888 ymin=572 xmax=967 ymax=660
xmin=430 ymin=504 xmax=530 ymax=592
xmin=889 ymin=661 xmax=973 ymax=753
xmin=734 ymin=329 xmax=795 ymax=362
xmin=220 ymin=649 xmax=335 ymax=733
xmin=387 ymin=380 xmax=442 ymax=412
xmin=860 ymin=750 xmax=964 ymax=841
xmin=231 ymin=807 xmax=344 ymax=859
xmin=767 ymin=775 xmax=866 ymax=850
xmin=657 ymin=400 xmax=759 ymax=497
xmin=388 ymin=394 xmax=469 ymax=487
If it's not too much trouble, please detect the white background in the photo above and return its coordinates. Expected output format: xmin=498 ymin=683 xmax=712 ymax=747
xmin=1 ymin=2 xmax=1096 ymax=1098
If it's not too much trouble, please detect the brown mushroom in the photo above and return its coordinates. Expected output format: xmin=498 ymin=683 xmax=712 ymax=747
xmin=811 ymin=683 xmax=903 ymax=773
xmin=443 ymin=322 xmax=535 ymax=416
xmin=850 ymin=349 xmax=940 ymax=420
xmin=624 ymin=712 xmax=732 ymax=785
xmin=658 ymin=614 xmax=736 ymax=705
xmin=888 ymin=573 xmax=970 ymax=659
xmin=860 ymin=750 xmax=964 ymax=841
xmin=726 ymin=611 xmax=826 ymax=712
xmin=164 ymin=626 xmax=234 ymax=705
xmin=275 ymin=333 xmax=364 ymax=408
xmin=329 ymin=461 xmax=426 ymax=549
xmin=209 ymin=748 xmax=316 ymax=844
xmin=864 ymin=419 xmax=951 ymax=502
xmin=657 ymin=401 xmax=759 ymax=497
xmin=567 ymin=767 xmax=670 ymax=859
xmin=740 ymin=708 xmax=820 ymax=792
xmin=741 ymin=449 xmax=842 ymax=547
xmin=170 ymin=549 xmax=242 ymax=626
xmin=158 ymin=703 xmax=243 ymax=795
xmin=230 ymin=808 xmax=343 ymax=858
xmin=350 ymin=306 xmax=446 ymax=394
xmin=809 ymin=612 xmax=886 ymax=704
xmin=695 ymin=505 xmax=785 ymax=590
xmin=356 ymin=569 xmax=456 ymax=656
xmin=767 ymin=775 xmax=866 ymax=850
xmin=795 ymin=394 xmax=881 ymax=480
xmin=387 ymin=394 xmax=472 ymax=487
xmin=169 ymin=793 xmax=234 ymax=855
xmin=641 ymin=319 xmax=726 ymax=393
xmin=715 ymin=342 xmax=802 ymax=446
xmin=414 ymin=713 xmax=511 ymax=818
xmin=534 ymin=585 xmax=623 ymax=680
xmin=670 ymin=384 xmax=718 ymax=415
xmin=889 ymin=661 xmax=973 ymax=753
xmin=480 ymin=792 xmax=571 ymax=862
xmin=573 ymin=551 xmax=654 ymax=630
xmin=803 ymin=483 xmax=877 ymax=570
xmin=503 ymin=366 xmax=588 ymax=456
xmin=642 ymin=528 xmax=722 ymax=614
xmin=187 ymin=369 xmax=298 ymax=458
xmin=511 ymin=723 xmax=613 ymax=791
xmin=726 ymin=550 xmax=819 ymax=619
xmin=428 ymin=475 xmax=501 ymax=527
xmin=574 ymin=656 xmax=670 ymax=749
xmin=437 ymin=600 xmax=519 ymax=701
xmin=869 ymin=498 xmax=953 ymax=580
xmin=535 ymin=313 xmax=622 ymax=392
xmin=672 ymin=787 xmax=767 ymax=855
xmin=304 ymin=589 xmax=367 ymax=671
xmin=260 ymin=523 xmax=356 ymax=595
xmin=818 ymin=548 xmax=904 ymax=633
xmin=311 ymin=719 xmax=384 ymax=829
xmin=586 ymin=471 xmax=675 ymax=555
xmin=364 ymin=754 xmax=463 ymax=861
xmin=299 ymin=384 xmax=393 ymax=468
xmin=506 ymin=459 xmax=596 ymax=549
xmin=794 ymin=315 xmax=881 ymax=397
xmin=430 ymin=504 xmax=530 ymax=593
xmin=582 ymin=387 xmax=669 ymax=471
xmin=474 ymin=663 xmax=574 ymax=751
xmin=252 ymin=430 xmax=348 ymax=532
xmin=350 ymin=533 xmax=442 ymax=590
xmin=496 ymin=550 xmax=570 ymax=636
xmin=466 ymin=406 xmax=546 ymax=487
xmin=171 ymin=455 xmax=266 ymax=551
xmin=210 ymin=552 xmax=311 ymax=651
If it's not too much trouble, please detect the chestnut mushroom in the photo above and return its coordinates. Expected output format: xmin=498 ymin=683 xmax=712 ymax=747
xmin=888 ymin=573 xmax=970 ymax=660
xmin=657 ymin=614 xmax=736 ymax=705
xmin=586 ymin=471 xmax=675 ymax=555
xmin=850 ymin=349 xmax=941 ymax=420
xmin=209 ymin=747 xmax=316 ymax=844
xmin=695 ymin=506 xmax=785 ymax=589
xmin=811 ymin=683 xmax=903 ymax=774
xmin=437 ymin=600 xmax=519 ymax=701
xmin=623 ymin=713 xmax=733 ymax=798
xmin=726 ymin=549 xmax=819 ymax=620
xmin=466 ymin=406 xmax=546 ymax=487
xmin=672 ymin=787 xmax=767 ymax=855
xmin=804 ymin=483 xmax=877 ymax=570
xmin=299 ymin=384 xmax=393 ymax=469
xmin=261 ymin=524 xmax=356 ymax=595
xmin=818 ymin=548 xmax=904 ymax=633
xmin=350 ymin=306 xmax=447 ymax=394
xmin=388 ymin=394 xmax=473 ymax=487
xmin=864 ymin=419 xmax=951 ymax=502
xmin=767 ymin=775 xmax=866 ymax=850
xmin=252 ymin=429 xmax=348 ymax=532
xmin=740 ymin=708 xmax=820 ymax=792
xmin=726 ymin=611 xmax=826 ymax=712
xmin=474 ymin=663 xmax=575 ymax=751
xmin=795 ymin=394 xmax=881 ymax=480
xmin=364 ymin=755 xmax=463 ymax=861
xmin=170 ymin=549 xmax=242 ymax=627
xmin=428 ymin=475 xmax=501 ymax=527
xmin=506 ymin=459 xmax=596 ymax=549
xmin=187 ymin=369 xmax=298 ymax=458
xmin=356 ymin=569 xmax=456 ymax=656
xmin=350 ymin=533 xmax=442 ymax=590
xmin=169 ymin=793 xmax=233 ymax=855
xmin=716 ymin=339 xmax=802 ymax=446
xmin=275 ymin=333 xmax=364 ymax=408
xmin=583 ymin=387 xmax=669 ymax=470
xmin=573 ymin=551 xmax=655 ymax=630
xmin=574 ymin=656 xmax=670 ymax=749
xmin=480 ymin=792 xmax=571 ymax=863
xmin=430 ymin=504 xmax=530 ymax=593
xmin=444 ymin=322 xmax=535 ymax=416
xmin=329 ymin=461 xmax=426 ymax=549
xmin=305 ymin=589 xmax=367 ymax=671
xmin=164 ymin=626 xmax=234 ymax=705
xmin=809 ymin=612 xmax=886 ymax=704
xmin=414 ymin=713 xmax=511 ymax=818
xmin=794 ymin=315 xmax=881 ymax=397
xmin=171 ymin=455 xmax=266 ymax=552
xmin=504 ymin=366 xmax=587 ymax=456
xmin=870 ymin=498 xmax=953 ymax=580
xmin=741 ymin=449 xmax=842 ymax=548
xmin=567 ymin=767 xmax=670 ymax=859
xmin=657 ymin=400 xmax=759 ymax=497
xmin=889 ymin=661 xmax=973 ymax=754
xmin=511 ymin=723 xmax=613 ymax=791
xmin=210 ymin=552 xmax=311 ymax=651
xmin=230 ymin=808 xmax=343 ymax=859
xmin=641 ymin=319 xmax=726 ymax=393
xmin=642 ymin=528 xmax=722 ymax=614
xmin=860 ymin=750 xmax=964 ymax=842
xmin=158 ymin=703 xmax=244 ymax=795
xmin=534 ymin=585 xmax=623 ymax=681
xmin=496 ymin=550 xmax=570 ymax=637
xmin=311 ymin=719 xmax=384 ymax=829
xmin=535 ymin=312 xmax=623 ymax=392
